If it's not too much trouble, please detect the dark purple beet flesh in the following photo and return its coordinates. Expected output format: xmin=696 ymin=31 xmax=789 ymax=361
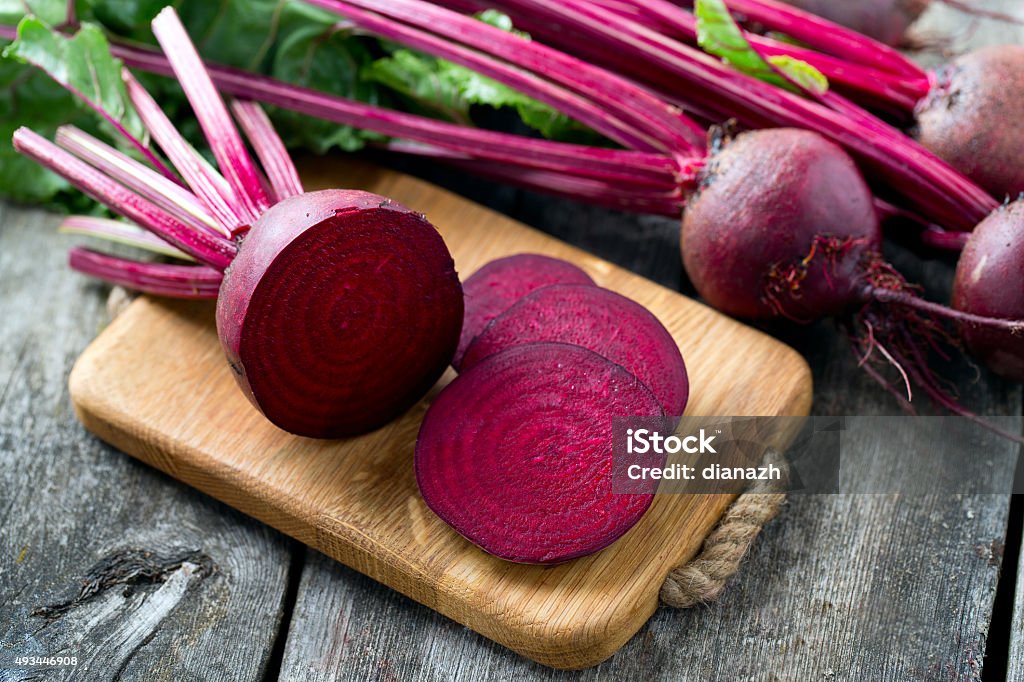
xmin=461 ymin=284 xmax=688 ymax=421
xmin=217 ymin=189 xmax=463 ymax=438
xmin=415 ymin=342 xmax=664 ymax=564
xmin=953 ymin=200 xmax=1024 ymax=381
xmin=681 ymin=128 xmax=881 ymax=322
xmin=454 ymin=254 xmax=594 ymax=369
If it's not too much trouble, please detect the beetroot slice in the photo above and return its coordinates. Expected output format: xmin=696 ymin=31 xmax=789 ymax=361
xmin=461 ymin=284 xmax=688 ymax=422
xmin=217 ymin=189 xmax=463 ymax=438
xmin=454 ymin=254 xmax=595 ymax=370
xmin=415 ymin=342 xmax=664 ymax=564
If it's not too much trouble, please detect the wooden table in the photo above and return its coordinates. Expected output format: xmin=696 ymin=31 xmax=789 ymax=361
xmin=2 ymin=4 xmax=1024 ymax=680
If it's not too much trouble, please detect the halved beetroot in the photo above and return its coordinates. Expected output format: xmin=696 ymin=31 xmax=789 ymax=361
xmin=415 ymin=342 xmax=664 ymax=564
xmin=218 ymin=190 xmax=463 ymax=438
xmin=461 ymin=284 xmax=688 ymax=422
xmin=454 ymin=254 xmax=594 ymax=369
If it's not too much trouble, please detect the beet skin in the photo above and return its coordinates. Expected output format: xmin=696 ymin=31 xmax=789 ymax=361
xmin=218 ymin=189 xmax=463 ymax=438
xmin=454 ymin=253 xmax=594 ymax=369
xmin=415 ymin=342 xmax=665 ymax=564
xmin=681 ymin=128 xmax=880 ymax=321
xmin=952 ymin=200 xmax=1024 ymax=381
xmin=916 ymin=46 xmax=1024 ymax=200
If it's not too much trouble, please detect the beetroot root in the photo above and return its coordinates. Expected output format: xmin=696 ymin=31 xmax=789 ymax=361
xmin=952 ymin=200 xmax=1024 ymax=381
xmin=415 ymin=342 xmax=664 ymax=564
xmin=681 ymin=128 xmax=1024 ymax=429
xmin=682 ymin=128 xmax=880 ymax=322
xmin=916 ymin=46 xmax=1024 ymax=200
xmin=461 ymin=284 xmax=688 ymax=420
xmin=218 ymin=189 xmax=463 ymax=438
xmin=454 ymin=254 xmax=595 ymax=369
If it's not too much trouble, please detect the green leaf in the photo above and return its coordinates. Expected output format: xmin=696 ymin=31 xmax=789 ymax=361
xmin=0 ymin=0 xmax=66 ymax=26
xmin=75 ymin=0 xmax=167 ymax=36
xmin=174 ymin=0 xmax=287 ymax=71
xmin=268 ymin=2 xmax=384 ymax=153
xmin=767 ymin=55 xmax=828 ymax=96
xmin=0 ymin=56 xmax=105 ymax=204
xmin=3 ymin=17 xmax=146 ymax=141
xmin=695 ymin=0 xmax=827 ymax=96
xmin=363 ymin=12 xmax=589 ymax=140
xmin=475 ymin=8 xmax=518 ymax=35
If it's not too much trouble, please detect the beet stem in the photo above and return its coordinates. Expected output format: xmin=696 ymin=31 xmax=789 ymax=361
xmin=718 ymin=0 xmax=926 ymax=79
xmin=54 ymin=126 xmax=224 ymax=238
xmin=310 ymin=0 xmax=707 ymax=155
xmin=68 ymin=247 xmax=222 ymax=299
xmin=103 ymin=38 xmax=688 ymax=191
xmin=920 ymin=227 xmax=970 ymax=252
xmin=123 ymin=71 xmax=247 ymax=237
xmin=480 ymin=0 xmax=996 ymax=229
xmin=868 ymin=287 xmax=1024 ymax=335
xmin=12 ymin=127 xmax=236 ymax=269
xmin=230 ymin=100 xmax=305 ymax=202
xmin=151 ymin=8 xmax=272 ymax=224
xmin=621 ymin=0 xmax=929 ymax=109
xmin=381 ymin=139 xmax=695 ymax=214
xmin=134 ymin=40 xmax=678 ymax=182
xmin=59 ymin=216 xmax=194 ymax=260
xmin=425 ymin=155 xmax=686 ymax=214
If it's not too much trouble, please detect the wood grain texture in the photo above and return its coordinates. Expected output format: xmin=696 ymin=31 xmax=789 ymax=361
xmin=1010 ymin=516 xmax=1024 ymax=682
xmin=67 ymin=161 xmax=812 ymax=670
xmin=0 ymin=203 xmax=292 ymax=682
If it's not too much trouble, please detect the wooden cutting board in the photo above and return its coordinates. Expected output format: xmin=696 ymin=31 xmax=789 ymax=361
xmin=68 ymin=159 xmax=812 ymax=670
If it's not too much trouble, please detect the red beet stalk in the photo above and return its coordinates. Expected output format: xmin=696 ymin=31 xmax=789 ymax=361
xmin=421 ymin=0 xmax=996 ymax=230
xmin=13 ymin=8 xmax=465 ymax=438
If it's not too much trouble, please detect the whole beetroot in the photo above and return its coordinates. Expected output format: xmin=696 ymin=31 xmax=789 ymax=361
xmin=952 ymin=201 xmax=1024 ymax=381
xmin=916 ymin=46 xmax=1024 ymax=201
xmin=682 ymin=128 xmax=880 ymax=322
xmin=681 ymin=128 xmax=1024 ymax=425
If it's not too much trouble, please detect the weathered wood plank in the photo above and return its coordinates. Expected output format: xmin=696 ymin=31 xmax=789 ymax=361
xmin=0 ymin=203 xmax=293 ymax=681
xmin=1010 ymin=517 xmax=1024 ymax=682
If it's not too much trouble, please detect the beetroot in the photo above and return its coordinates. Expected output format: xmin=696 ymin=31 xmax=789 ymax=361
xmin=916 ymin=46 xmax=1024 ymax=200
xmin=682 ymin=128 xmax=1024 ymax=422
xmin=13 ymin=8 xmax=463 ymax=438
xmin=461 ymin=284 xmax=689 ymax=420
xmin=682 ymin=129 xmax=880 ymax=321
xmin=218 ymin=190 xmax=462 ymax=437
xmin=454 ymin=254 xmax=595 ymax=369
xmin=952 ymin=201 xmax=1024 ymax=382
xmin=415 ymin=342 xmax=665 ymax=564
